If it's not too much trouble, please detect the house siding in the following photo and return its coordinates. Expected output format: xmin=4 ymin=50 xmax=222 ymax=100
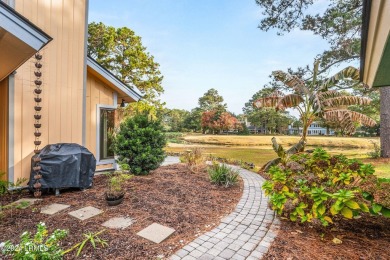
xmin=85 ymin=71 xmax=115 ymax=158
xmin=11 ymin=0 xmax=87 ymax=182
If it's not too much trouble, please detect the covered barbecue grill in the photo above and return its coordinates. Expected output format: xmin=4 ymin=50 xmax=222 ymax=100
xmin=29 ymin=143 xmax=96 ymax=193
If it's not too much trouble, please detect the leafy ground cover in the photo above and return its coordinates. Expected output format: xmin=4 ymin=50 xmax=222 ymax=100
xmin=0 ymin=164 xmax=242 ymax=259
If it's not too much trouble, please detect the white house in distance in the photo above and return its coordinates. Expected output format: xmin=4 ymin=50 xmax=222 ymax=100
xmin=287 ymin=122 xmax=335 ymax=136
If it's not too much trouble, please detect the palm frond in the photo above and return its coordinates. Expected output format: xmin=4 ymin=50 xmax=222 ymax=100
xmin=253 ymin=96 xmax=282 ymax=108
xmin=276 ymin=94 xmax=304 ymax=110
xmin=317 ymin=90 xmax=344 ymax=100
xmin=322 ymin=96 xmax=371 ymax=108
xmin=323 ymin=110 xmax=376 ymax=127
xmin=320 ymin=66 xmax=360 ymax=91
xmin=286 ymin=139 xmax=305 ymax=154
xmin=272 ymin=71 xmax=308 ymax=95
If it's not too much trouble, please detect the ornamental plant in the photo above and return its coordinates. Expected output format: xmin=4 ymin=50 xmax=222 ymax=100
xmin=262 ymin=147 xmax=390 ymax=227
xmin=114 ymin=113 xmax=166 ymax=175
xmin=208 ymin=162 xmax=239 ymax=188
xmin=2 ymin=222 xmax=67 ymax=259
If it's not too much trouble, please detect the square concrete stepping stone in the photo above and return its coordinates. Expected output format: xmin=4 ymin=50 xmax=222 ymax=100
xmin=102 ymin=217 xmax=134 ymax=229
xmin=68 ymin=206 xmax=102 ymax=221
xmin=137 ymin=223 xmax=175 ymax=243
xmin=9 ymin=198 xmax=42 ymax=209
xmin=41 ymin=203 xmax=70 ymax=215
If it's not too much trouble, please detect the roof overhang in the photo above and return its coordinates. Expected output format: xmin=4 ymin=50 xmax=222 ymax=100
xmin=0 ymin=1 xmax=52 ymax=81
xmin=360 ymin=0 xmax=390 ymax=88
xmin=86 ymin=56 xmax=142 ymax=103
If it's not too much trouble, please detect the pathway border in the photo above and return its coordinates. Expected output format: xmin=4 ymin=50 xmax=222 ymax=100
xmin=170 ymin=165 xmax=280 ymax=260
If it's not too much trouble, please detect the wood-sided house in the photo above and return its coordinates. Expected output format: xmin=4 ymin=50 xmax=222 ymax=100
xmin=360 ymin=0 xmax=390 ymax=157
xmin=0 ymin=0 xmax=141 ymax=183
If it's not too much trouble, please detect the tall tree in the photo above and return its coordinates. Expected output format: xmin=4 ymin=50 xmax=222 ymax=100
xmin=182 ymin=108 xmax=203 ymax=132
xmin=254 ymin=62 xmax=376 ymax=148
xmin=244 ymin=87 xmax=293 ymax=134
xmin=256 ymin=0 xmax=389 ymax=157
xmin=87 ymin=22 xmax=164 ymax=109
xmin=256 ymin=0 xmax=362 ymax=70
xmin=198 ymin=88 xmax=227 ymax=113
xmin=162 ymin=108 xmax=190 ymax=132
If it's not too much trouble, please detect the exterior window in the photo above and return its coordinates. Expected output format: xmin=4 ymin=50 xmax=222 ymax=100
xmin=100 ymin=108 xmax=115 ymax=160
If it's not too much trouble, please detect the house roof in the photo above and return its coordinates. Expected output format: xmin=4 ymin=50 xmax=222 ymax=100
xmin=0 ymin=1 xmax=52 ymax=81
xmin=86 ymin=56 xmax=142 ymax=102
xmin=360 ymin=0 xmax=390 ymax=87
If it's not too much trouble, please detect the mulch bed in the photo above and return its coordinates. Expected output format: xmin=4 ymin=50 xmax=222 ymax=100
xmin=257 ymin=171 xmax=390 ymax=260
xmin=0 ymin=163 xmax=243 ymax=259
xmin=264 ymin=215 xmax=390 ymax=260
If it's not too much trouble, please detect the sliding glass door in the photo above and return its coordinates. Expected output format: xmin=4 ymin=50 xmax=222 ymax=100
xmin=99 ymin=108 xmax=115 ymax=160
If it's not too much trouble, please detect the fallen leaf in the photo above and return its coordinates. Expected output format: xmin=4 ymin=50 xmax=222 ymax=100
xmin=332 ymin=238 xmax=342 ymax=244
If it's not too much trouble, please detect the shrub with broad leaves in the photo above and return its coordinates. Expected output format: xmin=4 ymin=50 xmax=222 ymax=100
xmin=263 ymin=147 xmax=390 ymax=227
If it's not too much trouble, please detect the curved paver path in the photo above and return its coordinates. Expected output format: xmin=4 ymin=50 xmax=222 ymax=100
xmin=170 ymin=165 xmax=280 ymax=260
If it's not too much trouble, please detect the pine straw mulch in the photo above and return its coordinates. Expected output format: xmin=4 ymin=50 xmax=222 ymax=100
xmin=258 ymin=172 xmax=390 ymax=260
xmin=264 ymin=215 xmax=390 ymax=260
xmin=0 ymin=163 xmax=243 ymax=259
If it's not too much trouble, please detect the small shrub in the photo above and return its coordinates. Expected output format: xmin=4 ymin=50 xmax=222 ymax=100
xmin=208 ymin=163 xmax=239 ymax=187
xmin=105 ymin=171 xmax=132 ymax=199
xmin=367 ymin=140 xmax=381 ymax=159
xmin=0 ymin=172 xmax=27 ymax=195
xmin=263 ymin=147 xmax=390 ymax=227
xmin=114 ymin=114 xmax=166 ymax=175
xmin=2 ymin=222 xmax=67 ymax=259
xmin=180 ymin=148 xmax=205 ymax=173
xmin=63 ymin=230 xmax=107 ymax=257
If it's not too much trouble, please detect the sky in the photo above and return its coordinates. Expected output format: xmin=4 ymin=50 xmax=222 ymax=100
xmin=89 ymin=0 xmax=331 ymax=115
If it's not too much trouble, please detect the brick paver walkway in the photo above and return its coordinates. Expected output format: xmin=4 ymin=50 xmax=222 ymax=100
xmin=170 ymin=165 xmax=280 ymax=260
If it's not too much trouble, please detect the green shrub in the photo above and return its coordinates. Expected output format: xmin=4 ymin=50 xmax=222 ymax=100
xmin=2 ymin=222 xmax=67 ymax=259
xmin=208 ymin=163 xmax=239 ymax=187
xmin=114 ymin=114 xmax=166 ymax=175
xmin=0 ymin=172 xmax=27 ymax=195
xmin=263 ymin=148 xmax=390 ymax=227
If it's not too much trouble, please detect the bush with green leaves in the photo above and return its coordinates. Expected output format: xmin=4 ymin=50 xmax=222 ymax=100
xmin=208 ymin=163 xmax=239 ymax=187
xmin=0 ymin=172 xmax=27 ymax=195
xmin=2 ymin=222 xmax=67 ymax=259
xmin=114 ymin=114 xmax=166 ymax=175
xmin=262 ymin=148 xmax=390 ymax=227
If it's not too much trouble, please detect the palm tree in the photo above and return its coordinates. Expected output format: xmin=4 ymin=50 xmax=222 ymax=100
xmin=254 ymin=61 xmax=376 ymax=148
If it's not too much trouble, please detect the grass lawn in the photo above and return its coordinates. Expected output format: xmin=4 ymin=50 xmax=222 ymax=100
xmin=165 ymin=134 xmax=389 ymax=178
xmin=182 ymin=134 xmax=379 ymax=148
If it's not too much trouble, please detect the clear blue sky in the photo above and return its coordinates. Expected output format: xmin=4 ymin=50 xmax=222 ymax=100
xmin=89 ymin=0 xmax=330 ymax=114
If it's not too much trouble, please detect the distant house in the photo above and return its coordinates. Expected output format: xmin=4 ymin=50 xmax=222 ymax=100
xmin=288 ymin=122 xmax=335 ymax=136
xmin=247 ymin=125 xmax=266 ymax=134
xmin=0 ymin=0 xmax=142 ymax=183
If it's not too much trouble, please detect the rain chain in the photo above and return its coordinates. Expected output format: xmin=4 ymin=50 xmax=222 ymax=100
xmin=32 ymin=53 xmax=43 ymax=197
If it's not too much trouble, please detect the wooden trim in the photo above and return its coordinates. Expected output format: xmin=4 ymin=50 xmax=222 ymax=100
xmin=360 ymin=0 xmax=371 ymax=82
xmin=0 ymin=77 xmax=8 ymax=181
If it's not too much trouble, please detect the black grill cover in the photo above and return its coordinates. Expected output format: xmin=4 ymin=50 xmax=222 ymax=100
xmin=29 ymin=143 xmax=96 ymax=190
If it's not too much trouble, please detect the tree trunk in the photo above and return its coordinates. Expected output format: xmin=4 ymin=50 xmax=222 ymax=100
xmin=380 ymin=86 xmax=390 ymax=157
